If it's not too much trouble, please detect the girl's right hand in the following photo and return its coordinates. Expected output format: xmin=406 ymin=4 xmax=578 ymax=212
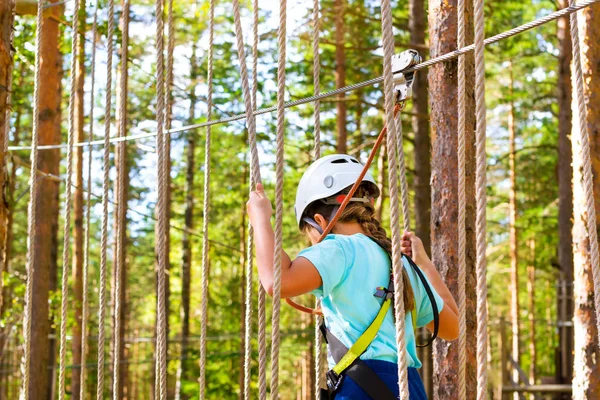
xmin=401 ymin=231 xmax=428 ymax=266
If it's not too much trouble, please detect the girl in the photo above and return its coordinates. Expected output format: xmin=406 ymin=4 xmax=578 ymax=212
xmin=247 ymin=154 xmax=459 ymax=399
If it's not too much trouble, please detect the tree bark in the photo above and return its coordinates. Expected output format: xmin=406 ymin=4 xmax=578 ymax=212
xmin=410 ymin=0 xmax=431 ymax=255
xmin=572 ymin=3 xmax=600 ymax=398
xmin=556 ymin=0 xmax=574 ymax=385
xmin=410 ymin=0 xmax=432 ymax=393
xmin=70 ymin=0 xmax=86 ymax=397
xmin=175 ymin=40 xmax=198 ymax=400
xmin=28 ymin=1 xmax=63 ymax=398
xmin=428 ymin=0 xmax=477 ymax=398
xmin=507 ymin=62 xmax=520 ymax=395
xmin=0 ymin=0 xmax=14 ymax=319
xmin=334 ymin=0 xmax=347 ymax=153
xmin=113 ymin=1 xmax=130 ymax=397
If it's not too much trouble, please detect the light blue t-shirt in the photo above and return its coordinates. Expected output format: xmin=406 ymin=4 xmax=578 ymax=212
xmin=298 ymin=233 xmax=444 ymax=368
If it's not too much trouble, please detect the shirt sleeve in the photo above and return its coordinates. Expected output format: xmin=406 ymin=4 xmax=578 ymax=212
xmin=297 ymin=237 xmax=349 ymax=298
xmin=403 ymin=257 xmax=444 ymax=328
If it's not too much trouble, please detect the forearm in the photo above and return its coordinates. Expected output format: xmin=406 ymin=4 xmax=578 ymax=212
xmin=252 ymin=217 xmax=292 ymax=295
xmin=419 ymin=258 xmax=459 ymax=316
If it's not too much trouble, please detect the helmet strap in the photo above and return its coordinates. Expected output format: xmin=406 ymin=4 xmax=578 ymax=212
xmin=302 ymin=217 xmax=324 ymax=235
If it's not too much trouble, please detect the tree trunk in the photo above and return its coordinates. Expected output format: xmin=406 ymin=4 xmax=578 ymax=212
xmin=410 ymin=0 xmax=432 ymax=393
xmin=0 ymin=0 xmax=13 ymax=308
xmin=556 ymin=0 xmax=574 ymax=386
xmin=572 ymin=3 xmax=600 ymax=398
xmin=28 ymin=1 xmax=63 ymax=398
xmin=113 ymin=1 xmax=130 ymax=397
xmin=410 ymin=0 xmax=431 ymax=255
xmin=334 ymin=0 xmax=347 ymax=153
xmin=428 ymin=0 xmax=477 ymax=398
xmin=507 ymin=63 xmax=520 ymax=394
xmin=175 ymin=40 xmax=198 ymax=400
xmin=70 ymin=1 xmax=86 ymax=397
xmin=526 ymin=239 xmax=536 ymax=385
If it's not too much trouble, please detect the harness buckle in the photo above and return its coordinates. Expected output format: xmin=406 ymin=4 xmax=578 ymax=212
xmin=392 ymin=49 xmax=421 ymax=103
xmin=374 ymin=286 xmax=394 ymax=300
xmin=326 ymin=370 xmax=343 ymax=393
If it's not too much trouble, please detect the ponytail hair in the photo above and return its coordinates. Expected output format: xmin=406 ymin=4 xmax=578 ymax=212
xmin=301 ymin=185 xmax=415 ymax=311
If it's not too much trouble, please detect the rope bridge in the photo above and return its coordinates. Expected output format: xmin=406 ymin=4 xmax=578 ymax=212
xmin=2 ymin=0 xmax=599 ymax=399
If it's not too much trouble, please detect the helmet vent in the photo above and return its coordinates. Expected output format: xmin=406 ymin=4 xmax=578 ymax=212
xmin=330 ymin=158 xmax=349 ymax=164
xmin=351 ymin=159 xmax=359 ymax=163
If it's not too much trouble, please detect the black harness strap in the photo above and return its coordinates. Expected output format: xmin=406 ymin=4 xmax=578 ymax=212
xmin=404 ymin=255 xmax=440 ymax=347
xmin=322 ymin=325 xmax=397 ymax=400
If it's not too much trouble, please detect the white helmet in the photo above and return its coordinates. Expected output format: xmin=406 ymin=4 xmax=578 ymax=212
xmin=294 ymin=154 xmax=380 ymax=229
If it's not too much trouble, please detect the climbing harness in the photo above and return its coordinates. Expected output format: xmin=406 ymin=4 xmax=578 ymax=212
xmin=319 ymin=240 xmax=439 ymax=400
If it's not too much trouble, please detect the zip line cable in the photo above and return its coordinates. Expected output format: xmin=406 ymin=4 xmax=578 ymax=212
xmin=7 ymin=0 xmax=599 ymax=152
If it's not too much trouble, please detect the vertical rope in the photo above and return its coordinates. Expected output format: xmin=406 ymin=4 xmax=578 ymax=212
xmin=199 ymin=0 xmax=214 ymax=397
xmin=58 ymin=0 xmax=81 ymax=397
xmin=154 ymin=0 xmax=168 ymax=394
xmin=473 ymin=0 xmax=488 ymax=398
xmin=232 ymin=1 xmax=262 ymax=398
xmin=97 ymin=0 xmax=116 ymax=397
xmin=19 ymin=0 xmax=45 ymax=396
xmin=270 ymin=0 xmax=286 ymax=398
xmin=252 ymin=2 xmax=268 ymax=399
xmin=312 ymin=2 xmax=323 ymax=395
xmin=393 ymin=111 xmax=410 ymax=232
xmin=380 ymin=1 xmax=409 ymax=398
xmin=456 ymin=0 xmax=467 ymax=397
xmin=312 ymin=0 xmax=321 ymax=160
xmin=569 ymin=0 xmax=600 ymax=342
xmin=80 ymin=2 xmax=100 ymax=398
xmin=112 ymin=0 xmax=129 ymax=397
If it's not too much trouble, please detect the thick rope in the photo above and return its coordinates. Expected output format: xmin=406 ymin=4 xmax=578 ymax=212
xmin=11 ymin=0 xmax=599 ymax=153
xmin=473 ymin=0 xmax=488 ymax=398
xmin=112 ymin=0 xmax=129 ymax=397
xmin=380 ymin=0 xmax=409 ymax=398
xmin=457 ymin=0 xmax=467 ymax=397
xmin=270 ymin=0 xmax=287 ymax=398
xmin=252 ymin=2 xmax=268 ymax=399
xmin=154 ymin=0 xmax=168 ymax=395
xmin=232 ymin=0 xmax=262 ymax=398
xmin=58 ymin=0 xmax=81 ymax=396
xmin=96 ymin=0 xmax=115 ymax=397
xmin=569 ymin=0 xmax=600 ymax=343
xmin=19 ymin=0 xmax=44 ymax=396
xmin=80 ymin=2 xmax=99 ymax=398
xmin=312 ymin=1 xmax=323 ymax=394
xmin=199 ymin=0 xmax=214 ymax=397
xmin=393 ymin=111 xmax=410 ymax=232
xmin=312 ymin=0 xmax=321 ymax=159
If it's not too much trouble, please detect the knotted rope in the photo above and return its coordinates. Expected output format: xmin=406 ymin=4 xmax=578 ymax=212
xmin=80 ymin=1 xmax=99 ymax=398
xmin=457 ymin=0 xmax=467 ymax=397
xmin=199 ymin=0 xmax=215 ymax=398
xmin=19 ymin=0 xmax=45 ymax=396
xmin=568 ymin=0 xmax=600 ymax=344
xmin=473 ymin=0 xmax=489 ymax=398
xmin=380 ymin=0 xmax=409 ymax=397
xmin=96 ymin=0 xmax=115 ymax=397
xmin=57 ymin=0 xmax=81 ymax=397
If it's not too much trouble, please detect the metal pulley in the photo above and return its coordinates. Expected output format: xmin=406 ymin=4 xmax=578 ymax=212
xmin=391 ymin=49 xmax=421 ymax=103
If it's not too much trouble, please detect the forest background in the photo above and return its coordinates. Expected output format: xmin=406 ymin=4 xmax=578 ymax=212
xmin=0 ymin=0 xmax=598 ymax=399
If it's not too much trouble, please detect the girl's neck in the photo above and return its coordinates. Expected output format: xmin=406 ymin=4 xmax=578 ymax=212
xmin=331 ymin=222 xmax=366 ymax=236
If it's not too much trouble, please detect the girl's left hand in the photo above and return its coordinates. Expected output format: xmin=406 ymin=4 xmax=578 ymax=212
xmin=247 ymin=183 xmax=273 ymax=224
